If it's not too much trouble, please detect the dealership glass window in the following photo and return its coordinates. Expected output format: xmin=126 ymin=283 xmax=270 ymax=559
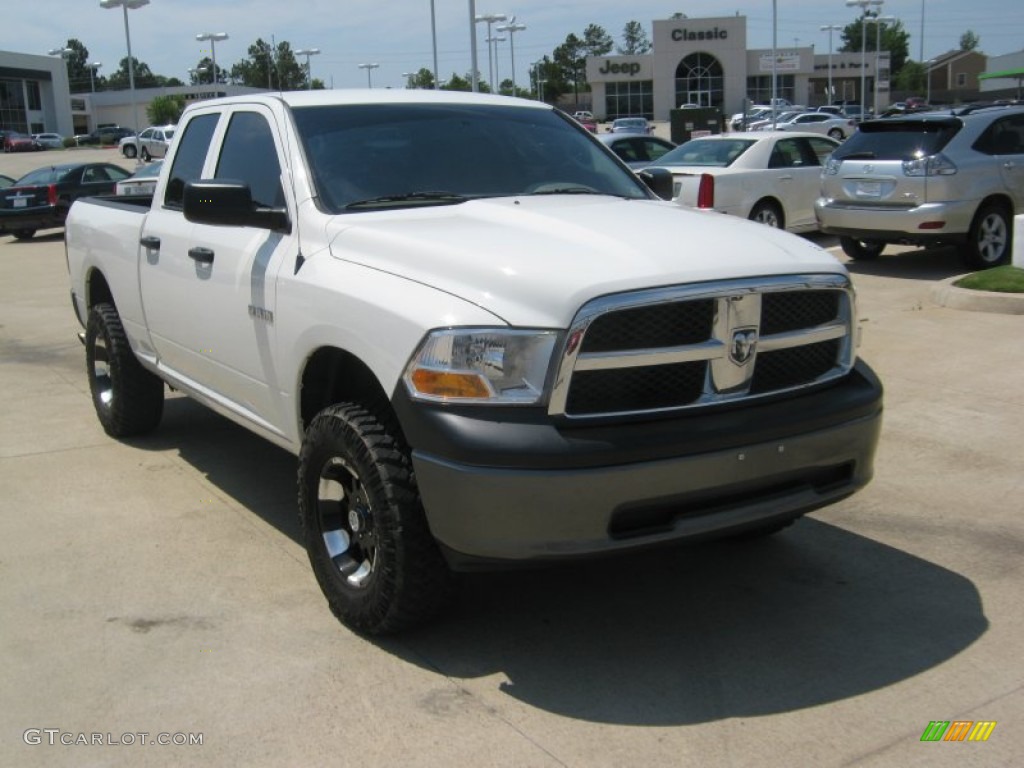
xmin=26 ymin=81 xmax=41 ymax=110
xmin=604 ymin=80 xmax=654 ymax=120
xmin=674 ymin=53 xmax=725 ymax=109
xmin=746 ymin=75 xmax=796 ymax=105
xmin=0 ymin=78 xmax=28 ymax=133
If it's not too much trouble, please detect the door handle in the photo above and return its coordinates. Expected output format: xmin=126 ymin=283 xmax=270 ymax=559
xmin=139 ymin=235 xmax=161 ymax=250
xmin=188 ymin=247 xmax=214 ymax=264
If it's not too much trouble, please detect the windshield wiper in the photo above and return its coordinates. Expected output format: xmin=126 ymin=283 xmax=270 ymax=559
xmin=345 ymin=191 xmax=470 ymax=210
xmin=527 ymin=185 xmax=605 ymax=196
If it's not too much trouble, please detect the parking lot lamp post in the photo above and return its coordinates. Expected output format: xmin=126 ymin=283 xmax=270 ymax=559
xmin=295 ymin=48 xmax=320 ymax=90
xmin=188 ymin=66 xmax=207 ymax=85
xmin=474 ymin=12 xmax=507 ymax=92
xmin=358 ymin=63 xmax=380 ymax=88
xmin=89 ymin=61 xmax=102 ymax=92
xmin=99 ymin=0 xmax=149 ymax=153
xmin=873 ymin=16 xmax=896 ymax=114
xmin=846 ymin=0 xmax=884 ymax=115
xmin=820 ymin=25 xmax=842 ymax=104
xmin=496 ymin=21 xmax=526 ymax=95
xmin=487 ymin=35 xmax=506 ymax=93
xmin=195 ymin=32 xmax=228 ymax=85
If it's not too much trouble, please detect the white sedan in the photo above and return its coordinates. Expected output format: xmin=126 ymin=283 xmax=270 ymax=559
xmin=641 ymin=131 xmax=841 ymax=233
xmin=765 ymin=111 xmax=856 ymax=140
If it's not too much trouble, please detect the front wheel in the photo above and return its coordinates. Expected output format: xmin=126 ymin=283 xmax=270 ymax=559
xmin=122 ymin=144 xmax=137 ymax=158
xmin=11 ymin=229 xmax=36 ymax=240
xmin=298 ymin=404 xmax=453 ymax=635
xmin=140 ymin=147 xmax=151 ymax=162
xmin=963 ymin=203 xmax=1011 ymax=269
xmin=828 ymin=128 xmax=845 ymax=140
xmin=748 ymin=200 xmax=784 ymax=229
xmin=840 ymin=236 xmax=885 ymax=261
xmin=85 ymin=303 xmax=164 ymax=437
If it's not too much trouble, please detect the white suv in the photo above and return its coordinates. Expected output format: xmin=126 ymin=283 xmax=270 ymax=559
xmin=815 ymin=105 xmax=1024 ymax=269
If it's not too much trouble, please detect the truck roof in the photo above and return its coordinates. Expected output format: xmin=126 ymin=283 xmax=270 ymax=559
xmin=184 ymin=88 xmax=552 ymax=112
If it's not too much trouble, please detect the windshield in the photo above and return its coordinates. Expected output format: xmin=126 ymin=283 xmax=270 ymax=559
xmin=832 ymin=118 xmax=961 ymax=161
xmin=654 ymin=138 xmax=756 ymax=167
xmin=292 ymin=103 xmax=649 ymax=212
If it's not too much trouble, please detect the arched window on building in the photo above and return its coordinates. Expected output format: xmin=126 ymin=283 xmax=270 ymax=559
xmin=675 ymin=53 xmax=724 ymax=109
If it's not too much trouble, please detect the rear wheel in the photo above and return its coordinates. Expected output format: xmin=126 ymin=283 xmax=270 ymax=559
xmin=122 ymin=144 xmax=137 ymax=158
xmin=828 ymin=128 xmax=845 ymax=140
xmin=963 ymin=203 xmax=1011 ymax=269
xmin=298 ymin=403 xmax=453 ymax=635
xmin=11 ymin=229 xmax=36 ymax=241
xmin=748 ymin=200 xmax=784 ymax=229
xmin=840 ymin=236 xmax=885 ymax=261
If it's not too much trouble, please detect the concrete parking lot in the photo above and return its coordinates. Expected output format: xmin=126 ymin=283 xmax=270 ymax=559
xmin=1 ymin=148 xmax=1022 ymax=767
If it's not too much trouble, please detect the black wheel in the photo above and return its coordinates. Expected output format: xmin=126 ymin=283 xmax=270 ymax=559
xmin=123 ymin=144 xmax=137 ymax=158
xmin=85 ymin=303 xmax=164 ymax=437
xmin=749 ymin=200 xmax=784 ymax=229
xmin=963 ymin=203 xmax=1012 ymax=269
xmin=140 ymin=147 xmax=151 ymax=161
xmin=11 ymin=229 xmax=36 ymax=240
xmin=298 ymin=403 xmax=453 ymax=635
xmin=840 ymin=236 xmax=885 ymax=260
xmin=828 ymin=128 xmax=845 ymax=140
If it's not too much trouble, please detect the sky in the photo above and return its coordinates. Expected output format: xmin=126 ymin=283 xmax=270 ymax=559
xmin=5 ymin=0 xmax=1022 ymax=91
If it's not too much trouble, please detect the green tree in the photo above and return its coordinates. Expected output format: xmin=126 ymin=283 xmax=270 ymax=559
xmin=60 ymin=39 xmax=94 ymax=93
xmin=191 ymin=56 xmax=226 ymax=85
xmin=619 ymin=21 xmax=652 ymax=55
xmin=107 ymin=56 xmax=158 ymax=89
xmin=841 ymin=14 xmax=911 ymax=81
xmin=408 ymin=68 xmax=436 ymax=89
xmin=892 ymin=60 xmax=926 ymax=92
xmin=960 ymin=30 xmax=980 ymax=51
xmin=229 ymin=38 xmax=305 ymax=89
xmin=553 ymin=33 xmax=586 ymax=105
xmin=583 ymin=24 xmax=614 ymax=57
xmin=147 ymin=94 xmax=186 ymax=125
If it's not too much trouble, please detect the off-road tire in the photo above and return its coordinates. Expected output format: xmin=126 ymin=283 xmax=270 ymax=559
xmin=85 ymin=303 xmax=164 ymax=437
xmin=298 ymin=403 xmax=453 ymax=635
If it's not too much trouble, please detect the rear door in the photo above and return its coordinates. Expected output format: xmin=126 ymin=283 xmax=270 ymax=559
xmin=976 ymin=113 xmax=1024 ymax=207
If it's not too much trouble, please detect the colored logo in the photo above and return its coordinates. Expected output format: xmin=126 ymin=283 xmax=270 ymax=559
xmin=920 ymin=721 xmax=997 ymax=742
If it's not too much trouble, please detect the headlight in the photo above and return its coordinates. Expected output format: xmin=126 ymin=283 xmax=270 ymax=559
xmin=403 ymin=329 xmax=557 ymax=405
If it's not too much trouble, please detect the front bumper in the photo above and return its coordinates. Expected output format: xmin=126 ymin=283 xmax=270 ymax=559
xmin=397 ymin=361 xmax=883 ymax=567
xmin=815 ymin=197 xmax=978 ymax=243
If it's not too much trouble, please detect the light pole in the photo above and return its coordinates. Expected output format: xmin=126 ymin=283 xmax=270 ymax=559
xmin=496 ymin=21 xmax=526 ymax=96
xmin=195 ymin=32 xmax=228 ymax=85
xmin=100 ymin=0 xmax=148 ymax=141
xmin=487 ymin=35 xmax=506 ymax=93
xmin=846 ymin=0 xmax=883 ymax=115
xmin=188 ymin=66 xmax=207 ymax=85
xmin=873 ymin=16 xmax=896 ymax=114
xmin=88 ymin=61 xmax=102 ymax=92
xmin=295 ymin=48 xmax=320 ymax=90
xmin=475 ymin=12 xmax=507 ymax=92
xmin=926 ymin=59 xmax=935 ymax=104
xmin=820 ymin=25 xmax=842 ymax=105
xmin=358 ymin=63 xmax=380 ymax=88
xmin=429 ymin=0 xmax=439 ymax=89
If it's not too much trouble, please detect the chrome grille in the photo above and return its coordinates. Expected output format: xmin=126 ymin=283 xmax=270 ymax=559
xmin=549 ymin=275 xmax=855 ymax=419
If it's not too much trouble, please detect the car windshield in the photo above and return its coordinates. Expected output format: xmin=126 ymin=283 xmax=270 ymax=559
xmin=13 ymin=167 xmax=70 ymax=186
xmin=615 ymin=119 xmax=646 ymax=128
xmin=655 ymin=138 xmax=756 ymax=167
xmin=129 ymin=162 xmax=163 ymax=179
xmin=292 ymin=103 xmax=649 ymax=212
xmin=832 ymin=118 xmax=961 ymax=161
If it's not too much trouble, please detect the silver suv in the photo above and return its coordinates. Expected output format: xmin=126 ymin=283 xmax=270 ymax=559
xmin=815 ymin=106 xmax=1024 ymax=268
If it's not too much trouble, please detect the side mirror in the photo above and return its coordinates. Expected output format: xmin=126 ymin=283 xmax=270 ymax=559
xmin=183 ymin=180 xmax=290 ymax=233
xmin=637 ymin=167 xmax=674 ymax=201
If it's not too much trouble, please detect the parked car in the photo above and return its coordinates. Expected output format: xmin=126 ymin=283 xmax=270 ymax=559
xmin=816 ymin=105 xmax=1024 ymax=269
xmin=119 ymin=124 xmax=176 ymax=160
xmin=115 ymin=160 xmax=163 ymax=196
xmin=730 ymin=106 xmax=772 ymax=131
xmin=3 ymin=131 xmax=40 ymax=152
xmin=32 ymin=132 xmax=66 ymax=150
xmin=0 ymin=174 xmax=15 ymax=189
xmin=746 ymin=110 xmax=802 ymax=131
xmin=76 ymin=126 xmax=135 ymax=146
xmin=0 ymin=162 xmax=132 ymax=240
xmin=643 ymin=131 xmax=841 ymax=233
xmin=770 ymin=112 xmax=857 ymax=140
xmin=609 ymin=117 xmax=652 ymax=134
xmin=598 ymin=134 xmax=676 ymax=168
xmin=816 ymin=105 xmax=845 ymax=116
xmin=572 ymin=111 xmax=594 ymax=121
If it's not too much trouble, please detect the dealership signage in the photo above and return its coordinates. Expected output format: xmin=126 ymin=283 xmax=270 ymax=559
xmin=759 ymin=53 xmax=801 ymax=72
xmin=671 ymin=27 xmax=728 ymax=42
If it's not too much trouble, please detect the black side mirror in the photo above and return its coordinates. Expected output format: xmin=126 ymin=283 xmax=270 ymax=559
xmin=183 ymin=180 xmax=290 ymax=233
xmin=637 ymin=167 xmax=674 ymax=201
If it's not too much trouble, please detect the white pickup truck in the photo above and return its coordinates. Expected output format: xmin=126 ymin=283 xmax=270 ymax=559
xmin=65 ymin=90 xmax=882 ymax=634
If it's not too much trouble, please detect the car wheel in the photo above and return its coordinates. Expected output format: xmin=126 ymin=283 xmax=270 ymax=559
xmin=828 ymin=128 xmax=845 ymax=140
xmin=299 ymin=403 xmax=453 ymax=635
xmin=85 ymin=303 xmax=164 ymax=437
xmin=11 ymin=229 xmax=36 ymax=240
xmin=963 ymin=203 xmax=1012 ymax=269
xmin=122 ymin=145 xmax=136 ymax=158
xmin=140 ymin=147 xmax=151 ymax=162
xmin=840 ymin=236 xmax=885 ymax=260
xmin=748 ymin=200 xmax=784 ymax=229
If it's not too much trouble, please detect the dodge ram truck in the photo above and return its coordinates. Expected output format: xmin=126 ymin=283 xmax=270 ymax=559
xmin=65 ymin=90 xmax=883 ymax=634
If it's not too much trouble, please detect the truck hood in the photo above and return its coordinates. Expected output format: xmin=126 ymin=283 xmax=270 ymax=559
xmin=325 ymin=196 xmax=844 ymax=328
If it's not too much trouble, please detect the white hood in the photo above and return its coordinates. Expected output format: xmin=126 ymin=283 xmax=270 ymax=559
xmin=326 ymin=196 xmax=844 ymax=328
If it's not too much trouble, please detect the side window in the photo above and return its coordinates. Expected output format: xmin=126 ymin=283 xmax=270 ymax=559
xmin=805 ymin=137 xmax=838 ymax=165
xmin=644 ymin=139 xmax=673 ymax=163
xmin=82 ymin=167 xmax=110 ymax=183
xmin=164 ymin=113 xmax=219 ymax=208
xmin=769 ymin=139 xmax=802 ymax=168
xmin=215 ymin=112 xmax=284 ymax=208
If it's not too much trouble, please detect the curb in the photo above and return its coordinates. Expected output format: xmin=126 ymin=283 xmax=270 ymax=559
xmin=931 ymin=274 xmax=1024 ymax=315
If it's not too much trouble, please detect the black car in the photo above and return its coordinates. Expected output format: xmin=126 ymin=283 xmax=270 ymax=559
xmin=76 ymin=126 xmax=135 ymax=146
xmin=0 ymin=162 xmax=132 ymax=240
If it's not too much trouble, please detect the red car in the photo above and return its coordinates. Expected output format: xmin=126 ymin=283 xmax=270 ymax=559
xmin=3 ymin=131 xmax=40 ymax=152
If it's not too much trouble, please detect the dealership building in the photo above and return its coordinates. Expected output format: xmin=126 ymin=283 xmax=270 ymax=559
xmin=585 ymin=14 xmax=891 ymax=121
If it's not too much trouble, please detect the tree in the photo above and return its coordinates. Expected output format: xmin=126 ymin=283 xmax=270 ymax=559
xmin=147 ymin=94 xmax=186 ymax=125
xmin=229 ymin=38 xmax=307 ymax=89
xmin=892 ymin=60 xmax=926 ymax=92
xmin=619 ymin=21 xmax=652 ymax=55
xmin=107 ymin=56 xmax=158 ymax=90
xmin=583 ymin=24 xmax=614 ymax=57
xmin=408 ymin=68 xmax=436 ymax=89
xmin=191 ymin=56 xmax=226 ymax=86
xmin=840 ymin=14 xmax=911 ymax=81
xmin=60 ymin=39 xmax=95 ymax=93
xmin=553 ymin=33 xmax=586 ymax=105
xmin=960 ymin=30 xmax=980 ymax=51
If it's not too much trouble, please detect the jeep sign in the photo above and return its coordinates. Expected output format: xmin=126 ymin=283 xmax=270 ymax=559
xmin=598 ymin=61 xmax=642 ymax=76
